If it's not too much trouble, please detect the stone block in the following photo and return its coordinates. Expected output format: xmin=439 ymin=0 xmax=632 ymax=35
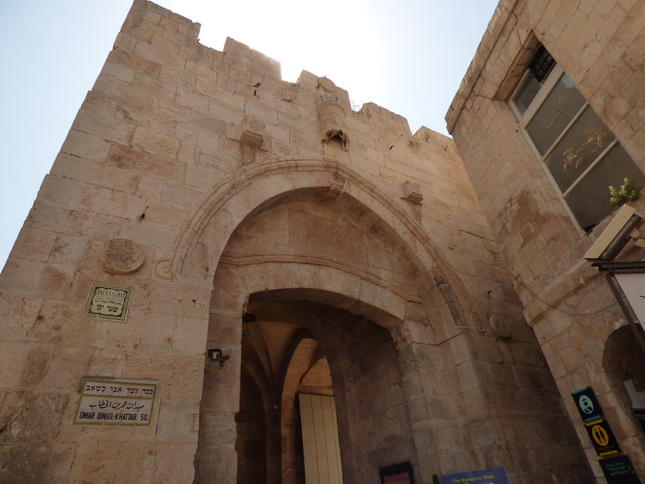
xmin=67 ymin=441 xmax=121 ymax=483
xmin=101 ymin=59 xmax=137 ymax=84
xmin=87 ymin=349 xmax=126 ymax=376
xmin=69 ymin=184 xmax=146 ymax=220
xmin=27 ymin=298 xmax=85 ymax=346
xmin=175 ymin=88 xmax=211 ymax=115
xmin=43 ymin=346 xmax=94 ymax=390
xmin=0 ymin=443 xmax=74 ymax=484
xmin=132 ymin=125 xmax=181 ymax=158
xmin=37 ymin=175 xmax=76 ymax=206
xmin=0 ymin=390 xmax=69 ymax=442
xmin=172 ymin=316 xmax=209 ymax=355
xmin=60 ymin=129 xmax=111 ymax=162
xmin=72 ymin=101 xmax=135 ymax=145
xmin=134 ymin=40 xmax=183 ymax=71
xmin=8 ymin=227 xmax=58 ymax=263
xmin=122 ymin=352 xmax=203 ymax=400
xmin=107 ymin=143 xmax=186 ymax=182
xmin=0 ymin=259 xmax=74 ymax=300
xmin=108 ymin=48 xmax=162 ymax=79
xmin=155 ymin=397 xmax=201 ymax=440
xmin=150 ymin=444 xmax=198 ymax=482
xmin=50 ymin=153 xmax=140 ymax=193
xmin=112 ymin=443 xmax=158 ymax=482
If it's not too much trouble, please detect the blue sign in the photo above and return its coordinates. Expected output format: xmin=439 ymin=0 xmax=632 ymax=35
xmin=441 ymin=467 xmax=508 ymax=484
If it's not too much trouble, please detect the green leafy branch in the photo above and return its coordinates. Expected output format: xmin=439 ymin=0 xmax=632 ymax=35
xmin=609 ymin=178 xmax=640 ymax=207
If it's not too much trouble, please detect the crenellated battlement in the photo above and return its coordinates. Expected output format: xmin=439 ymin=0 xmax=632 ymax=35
xmin=112 ymin=0 xmax=446 ymax=168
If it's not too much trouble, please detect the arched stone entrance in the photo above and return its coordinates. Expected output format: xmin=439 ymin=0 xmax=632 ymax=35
xmin=187 ymin=160 xmax=467 ymax=482
xmin=603 ymin=326 xmax=645 ymax=438
xmin=154 ymin=159 xmax=475 ymax=338
xmin=279 ymin=332 xmax=333 ymax=483
xmin=239 ymin=293 xmax=416 ymax=483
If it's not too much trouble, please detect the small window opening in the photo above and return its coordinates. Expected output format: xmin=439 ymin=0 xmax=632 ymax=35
xmin=529 ymin=45 xmax=555 ymax=82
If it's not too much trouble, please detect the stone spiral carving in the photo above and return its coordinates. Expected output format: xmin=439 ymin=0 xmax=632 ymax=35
xmin=154 ymin=258 xmax=173 ymax=280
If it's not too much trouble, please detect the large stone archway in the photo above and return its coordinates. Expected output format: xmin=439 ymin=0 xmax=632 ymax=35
xmin=156 ymin=158 xmax=477 ymax=337
xmin=187 ymin=163 xmax=466 ymax=482
xmin=241 ymin=294 xmax=417 ymax=484
xmin=603 ymin=326 xmax=645 ymax=440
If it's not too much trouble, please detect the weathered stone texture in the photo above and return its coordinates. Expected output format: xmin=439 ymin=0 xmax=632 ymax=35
xmin=0 ymin=0 xmax=595 ymax=482
xmin=449 ymin=0 xmax=645 ymax=480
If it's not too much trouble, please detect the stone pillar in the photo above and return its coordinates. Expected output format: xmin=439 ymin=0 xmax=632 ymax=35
xmin=194 ymin=309 xmax=242 ymax=482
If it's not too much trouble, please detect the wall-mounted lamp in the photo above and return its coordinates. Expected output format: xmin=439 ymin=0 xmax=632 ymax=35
xmin=207 ymin=348 xmax=230 ymax=368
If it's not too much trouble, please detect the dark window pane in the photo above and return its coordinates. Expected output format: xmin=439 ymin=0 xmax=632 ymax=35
xmin=529 ymin=46 xmax=556 ymax=82
xmin=545 ymin=106 xmax=615 ymax=192
xmin=565 ymin=144 xmax=645 ymax=230
xmin=513 ymin=72 xmax=541 ymax=115
xmin=526 ymin=74 xmax=586 ymax=155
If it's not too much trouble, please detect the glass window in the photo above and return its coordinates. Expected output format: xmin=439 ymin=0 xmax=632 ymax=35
xmin=513 ymin=74 xmax=542 ymax=116
xmin=525 ymin=74 xmax=587 ymax=156
xmin=511 ymin=47 xmax=644 ymax=232
xmin=566 ymin=145 xmax=645 ymax=230
xmin=544 ymin=106 xmax=614 ymax=193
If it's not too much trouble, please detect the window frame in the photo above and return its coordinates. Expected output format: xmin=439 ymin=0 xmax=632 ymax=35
xmin=511 ymin=64 xmax=585 ymax=233
xmin=510 ymin=62 xmax=628 ymax=233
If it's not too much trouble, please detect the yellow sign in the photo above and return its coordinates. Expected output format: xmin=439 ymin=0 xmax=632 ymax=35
xmin=584 ymin=419 xmax=620 ymax=456
xmin=590 ymin=424 xmax=610 ymax=446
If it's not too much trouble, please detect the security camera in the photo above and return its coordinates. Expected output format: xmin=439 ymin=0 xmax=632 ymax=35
xmin=584 ymin=205 xmax=644 ymax=261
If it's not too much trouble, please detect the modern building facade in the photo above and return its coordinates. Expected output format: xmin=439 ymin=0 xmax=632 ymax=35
xmin=0 ymin=0 xmax=642 ymax=483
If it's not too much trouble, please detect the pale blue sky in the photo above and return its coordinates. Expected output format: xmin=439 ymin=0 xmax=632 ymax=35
xmin=0 ymin=0 xmax=497 ymax=269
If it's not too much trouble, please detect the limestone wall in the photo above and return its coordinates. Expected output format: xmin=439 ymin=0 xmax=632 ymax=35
xmin=448 ymin=0 xmax=645 ymax=481
xmin=0 ymin=0 xmax=590 ymax=482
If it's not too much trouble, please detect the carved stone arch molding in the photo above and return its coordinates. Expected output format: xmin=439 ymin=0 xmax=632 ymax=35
xmin=155 ymin=157 xmax=478 ymax=335
xmin=215 ymin=266 xmax=409 ymax=329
